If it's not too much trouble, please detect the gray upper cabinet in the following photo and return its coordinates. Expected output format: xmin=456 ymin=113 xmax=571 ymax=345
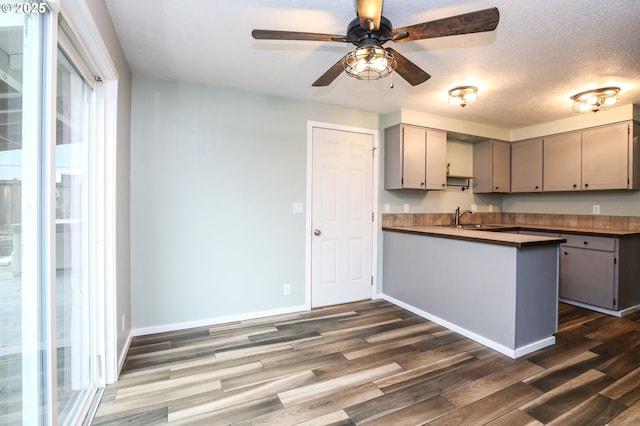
xmin=473 ymin=139 xmax=511 ymax=193
xmin=425 ymin=129 xmax=447 ymax=190
xmin=543 ymin=121 xmax=639 ymax=192
xmin=543 ymin=131 xmax=582 ymax=192
xmin=384 ymin=124 xmax=447 ymax=190
xmin=582 ymin=122 xmax=633 ymax=190
xmin=511 ymin=138 xmax=543 ymax=193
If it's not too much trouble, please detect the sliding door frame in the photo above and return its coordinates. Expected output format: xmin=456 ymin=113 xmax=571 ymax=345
xmin=34 ymin=0 xmax=119 ymax=423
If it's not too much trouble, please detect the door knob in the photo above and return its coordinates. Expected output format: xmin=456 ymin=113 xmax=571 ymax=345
xmin=314 ymin=229 xmax=322 ymax=236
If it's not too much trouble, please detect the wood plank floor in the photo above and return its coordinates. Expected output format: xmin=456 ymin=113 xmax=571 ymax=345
xmin=92 ymin=300 xmax=640 ymax=425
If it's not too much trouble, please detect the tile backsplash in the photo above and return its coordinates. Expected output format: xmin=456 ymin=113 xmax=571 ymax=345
xmin=382 ymin=212 xmax=640 ymax=231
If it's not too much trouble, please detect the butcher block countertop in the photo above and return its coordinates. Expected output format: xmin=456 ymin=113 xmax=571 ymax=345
xmin=381 ymin=225 xmax=566 ymax=248
xmin=494 ymin=224 xmax=640 ymax=238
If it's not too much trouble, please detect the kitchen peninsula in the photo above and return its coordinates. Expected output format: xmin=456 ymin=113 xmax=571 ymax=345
xmin=382 ymin=224 xmax=565 ymax=358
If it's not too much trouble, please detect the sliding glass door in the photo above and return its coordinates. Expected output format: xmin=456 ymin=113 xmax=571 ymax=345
xmin=0 ymin=10 xmax=47 ymax=424
xmin=0 ymin=7 xmax=102 ymax=425
xmin=55 ymin=42 xmax=97 ymax=424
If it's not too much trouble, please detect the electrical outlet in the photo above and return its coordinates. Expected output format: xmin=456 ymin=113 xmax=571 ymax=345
xmin=283 ymin=284 xmax=291 ymax=296
xmin=593 ymin=205 xmax=600 ymax=214
xmin=384 ymin=203 xmax=390 ymax=213
xmin=404 ymin=203 xmax=410 ymax=213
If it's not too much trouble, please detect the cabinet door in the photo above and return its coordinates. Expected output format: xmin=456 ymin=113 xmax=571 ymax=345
xmin=560 ymin=247 xmax=616 ymax=309
xmin=492 ymin=141 xmax=511 ymax=193
xmin=543 ymin=131 xmax=581 ymax=191
xmin=511 ymin=138 xmax=542 ymax=192
xmin=402 ymin=126 xmax=426 ymax=189
xmin=473 ymin=139 xmax=510 ymax=193
xmin=472 ymin=139 xmax=492 ymax=193
xmin=582 ymin=122 xmax=629 ymax=190
xmin=425 ymin=129 xmax=447 ymax=190
xmin=384 ymin=125 xmax=403 ymax=189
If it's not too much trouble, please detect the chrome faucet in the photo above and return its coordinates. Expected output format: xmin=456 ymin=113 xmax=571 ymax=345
xmin=455 ymin=206 xmax=475 ymax=227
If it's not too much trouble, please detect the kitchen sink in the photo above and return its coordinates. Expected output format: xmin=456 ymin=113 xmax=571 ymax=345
xmin=438 ymin=224 xmax=505 ymax=230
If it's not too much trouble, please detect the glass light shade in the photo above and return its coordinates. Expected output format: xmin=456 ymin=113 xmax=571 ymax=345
xmin=448 ymin=86 xmax=479 ymax=107
xmin=571 ymin=87 xmax=620 ymax=113
xmin=343 ymin=46 xmax=396 ymax=80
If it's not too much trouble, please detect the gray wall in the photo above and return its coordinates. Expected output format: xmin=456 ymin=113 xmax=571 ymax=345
xmin=130 ymin=76 xmax=378 ymax=329
xmin=86 ymin=0 xmax=132 ymax=362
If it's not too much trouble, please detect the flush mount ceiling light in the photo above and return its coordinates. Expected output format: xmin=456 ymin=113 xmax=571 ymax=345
xmin=571 ymin=86 xmax=620 ymax=113
xmin=343 ymin=46 xmax=397 ymax=80
xmin=448 ymin=86 xmax=479 ymax=107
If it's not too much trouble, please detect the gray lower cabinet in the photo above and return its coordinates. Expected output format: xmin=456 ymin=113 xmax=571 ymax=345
xmin=560 ymin=244 xmax=616 ymax=309
xmin=559 ymin=234 xmax=640 ymax=312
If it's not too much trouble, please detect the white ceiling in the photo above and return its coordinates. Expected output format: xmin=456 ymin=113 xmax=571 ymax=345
xmin=104 ymin=0 xmax=640 ymax=129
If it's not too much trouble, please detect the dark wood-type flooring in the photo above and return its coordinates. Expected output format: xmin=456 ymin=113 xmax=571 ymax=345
xmin=92 ymin=300 xmax=640 ymax=425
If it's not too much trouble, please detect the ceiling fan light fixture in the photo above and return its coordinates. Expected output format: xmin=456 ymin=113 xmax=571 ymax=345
xmin=448 ymin=86 xmax=479 ymax=107
xmin=343 ymin=46 xmax=396 ymax=80
xmin=571 ymin=86 xmax=620 ymax=113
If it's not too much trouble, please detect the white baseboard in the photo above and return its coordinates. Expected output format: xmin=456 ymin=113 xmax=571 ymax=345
xmin=116 ymin=329 xmax=133 ymax=378
xmin=381 ymin=294 xmax=554 ymax=359
xmin=559 ymin=298 xmax=640 ymax=318
xmin=513 ymin=336 xmax=556 ymax=358
xmin=132 ymin=303 xmax=310 ymax=337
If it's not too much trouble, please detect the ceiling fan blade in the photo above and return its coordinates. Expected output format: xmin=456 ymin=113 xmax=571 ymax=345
xmin=312 ymin=55 xmax=348 ymax=87
xmin=252 ymin=29 xmax=347 ymax=43
xmin=393 ymin=7 xmax=499 ymax=42
xmin=356 ymin=0 xmax=383 ymax=30
xmin=386 ymin=48 xmax=431 ymax=86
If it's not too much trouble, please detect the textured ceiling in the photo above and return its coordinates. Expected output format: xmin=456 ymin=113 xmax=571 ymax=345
xmin=104 ymin=0 xmax=640 ymax=129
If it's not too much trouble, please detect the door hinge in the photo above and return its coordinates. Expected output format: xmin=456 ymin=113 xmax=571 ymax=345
xmin=371 ymin=276 xmax=374 ymax=286
xmin=372 ymin=212 xmax=374 ymax=222
xmin=614 ymin=257 xmax=617 ymax=265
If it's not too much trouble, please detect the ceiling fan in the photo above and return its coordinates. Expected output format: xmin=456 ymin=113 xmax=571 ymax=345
xmin=252 ymin=0 xmax=499 ymax=87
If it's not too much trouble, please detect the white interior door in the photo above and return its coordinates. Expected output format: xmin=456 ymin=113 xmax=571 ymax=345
xmin=310 ymin=125 xmax=375 ymax=307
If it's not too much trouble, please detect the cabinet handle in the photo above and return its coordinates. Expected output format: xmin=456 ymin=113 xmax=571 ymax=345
xmin=442 ymin=183 xmax=446 ymax=187
xmin=421 ymin=182 xmax=425 ymax=186
xmin=535 ymin=186 xmax=539 ymax=190
xmin=564 ymin=251 xmax=568 ymax=255
xmin=584 ymin=183 xmax=589 ymax=188
xmin=495 ymin=186 xmax=499 ymax=190
xmin=583 ymin=241 xmax=588 ymax=245
xmin=573 ymin=184 xmax=577 ymax=189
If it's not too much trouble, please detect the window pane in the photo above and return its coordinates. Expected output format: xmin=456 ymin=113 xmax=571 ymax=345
xmin=55 ymin=48 xmax=94 ymax=424
xmin=0 ymin=11 xmax=45 ymax=425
